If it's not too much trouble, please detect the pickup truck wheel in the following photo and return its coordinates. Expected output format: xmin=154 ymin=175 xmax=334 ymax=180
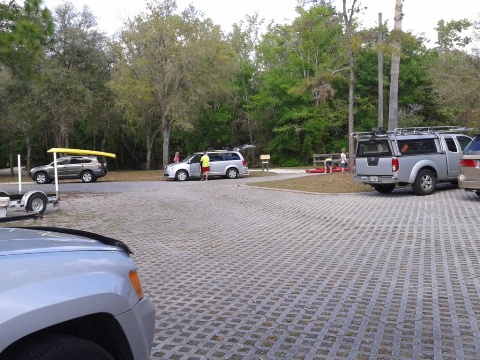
xmin=26 ymin=192 xmax=48 ymax=214
xmin=2 ymin=334 xmax=113 ymax=360
xmin=413 ymin=169 xmax=436 ymax=196
xmin=373 ymin=184 xmax=395 ymax=193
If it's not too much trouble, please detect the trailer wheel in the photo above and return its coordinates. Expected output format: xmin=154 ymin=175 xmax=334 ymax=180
xmin=26 ymin=193 xmax=48 ymax=214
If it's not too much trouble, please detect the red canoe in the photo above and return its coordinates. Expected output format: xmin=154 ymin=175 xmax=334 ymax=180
xmin=305 ymin=166 xmax=349 ymax=173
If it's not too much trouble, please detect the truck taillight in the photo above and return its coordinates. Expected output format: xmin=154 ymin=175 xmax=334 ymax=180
xmin=460 ymin=159 xmax=476 ymax=167
xmin=392 ymin=157 xmax=399 ymax=172
xmin=242 ymin=160 xmax=247 ymax=166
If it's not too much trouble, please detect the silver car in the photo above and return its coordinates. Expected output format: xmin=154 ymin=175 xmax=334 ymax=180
xmin=29 ymin=155 xmax=107 ymax=184
xmin=0 ymin=226 xmax=155 ymax=360
xmin=458 ymin=134 xmax=480 ymax=196
xmin=164 ymin=151 xmax=249 ymax=181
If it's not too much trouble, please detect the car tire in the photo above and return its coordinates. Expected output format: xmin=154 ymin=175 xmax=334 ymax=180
xmin=373 ymin=184 xmax=395 ymax=193
xmin=1 ymin=334 xmax=113 ymax=360
xmin=34 ymin=172 xmax=49 ymax=185
xmin=175 ymin=170 xmax=188 ymax=181
xmin=81 ymin=171 xmax=95 ymax=183
xmin=226 ymin=167 xmax=239 ymax=179
xmin=26 ymin=192 xmax=48 ymax=214
xmin=412 ymin=169 xmax=436 ymax=196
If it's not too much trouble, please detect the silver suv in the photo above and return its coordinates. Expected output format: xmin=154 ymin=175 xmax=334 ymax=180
xmin=352 ymin=127 xmax=471 ymax=195
xmin=164 ymin=151 xmax=249 ymax=181
xmin=29 ymin=155 xmax=107 ymax=184
xmin=0 ymin=226 xmax=155 ymax=360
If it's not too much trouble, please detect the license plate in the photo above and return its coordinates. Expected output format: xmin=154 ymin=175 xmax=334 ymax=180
xmin=369 ymin=176 xmax=379 ymax=182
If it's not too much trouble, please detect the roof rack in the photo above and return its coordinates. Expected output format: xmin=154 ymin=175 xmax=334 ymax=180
xmin=393 ymin=126 xmax=472 ymax=135
xmin=351 ymin=130 xmax=390 ymax=139
xmin=352 ymin=126 xmax=472 ymax=139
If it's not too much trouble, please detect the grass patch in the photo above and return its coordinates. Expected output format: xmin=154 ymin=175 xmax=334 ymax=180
xmin=249 ymin=172 xmax=373 ymax=193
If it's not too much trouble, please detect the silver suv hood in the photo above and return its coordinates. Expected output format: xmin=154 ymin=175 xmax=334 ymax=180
xmin=0 ymin=227 xmax=130 ymax=256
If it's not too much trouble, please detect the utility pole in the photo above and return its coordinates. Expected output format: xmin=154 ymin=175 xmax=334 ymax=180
xmin=378 ymin=13 xmax=384 ymax=130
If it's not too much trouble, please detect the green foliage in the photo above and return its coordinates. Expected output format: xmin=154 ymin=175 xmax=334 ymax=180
xmin=0 ymin=0 xmax=53 ymax=76
xmin=109 ymin=0 xmax=238 ymax=168
xmin=0 ymin=0 xmax=478 ymax=170
xmin=435 ymin=19 xmax=472 ymax=50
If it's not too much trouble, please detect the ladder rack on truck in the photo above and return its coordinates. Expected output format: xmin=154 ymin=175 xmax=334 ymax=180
xmin=352 ymin=126 xmax=472 ymax=139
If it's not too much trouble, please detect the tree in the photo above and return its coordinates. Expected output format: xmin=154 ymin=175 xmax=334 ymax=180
xmin=110 ymin=0 xmax=236 ymax=169
xmin=36 ymin=2 xmax=112 ymax=150
xmin=0 ymin=0 xmax=53 ymax=174
xmin=246 ymin=3 xmax=352 ymax=165
xmin=387 ymin=0 xmax=403 ymax=130
xmin=341 ymin=0 xmax=360 ymax=171
xmin=435 ymin=19 xmax=472 ymax=51
xmin=0 ymin=0 xmax=53 ymax=76
xmin=428 ymin=19 xmax=479 ymax=128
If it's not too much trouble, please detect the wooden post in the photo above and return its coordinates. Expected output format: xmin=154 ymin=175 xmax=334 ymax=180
xmin=378 ymin=12 xmax=384 ymax=130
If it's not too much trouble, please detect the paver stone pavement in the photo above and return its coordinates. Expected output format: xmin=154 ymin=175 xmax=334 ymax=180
xmin=5 ymin=174 xmax=480 ymax=359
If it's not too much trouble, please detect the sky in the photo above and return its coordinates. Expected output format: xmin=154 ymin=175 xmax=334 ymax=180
xmin=41 ymin=0 xmax=479 ymax=45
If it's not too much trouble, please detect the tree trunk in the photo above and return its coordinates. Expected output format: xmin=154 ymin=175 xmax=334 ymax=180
xmin=162 ymin=115 xmax=170 ymax=168
xmin=145 ymin=132 xmax=152 ymax=171
xmin=25 ymin=132 xmax=31 ymax=171
xmin=342 ymin=0 xmax=358 ymax=173
xmin=388 ymin=0 xmax=403 ymax=130
xmin=9 ymin=139 xmax=14 ymax=177
xmin=378 ymin=13 xmax=384 ymax=130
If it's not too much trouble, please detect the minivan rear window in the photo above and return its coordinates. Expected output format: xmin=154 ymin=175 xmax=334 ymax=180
xmin=464 ymin=135 xmax=480 ymax=155
xmin=356 ymin=139 xmax=392 ymax=157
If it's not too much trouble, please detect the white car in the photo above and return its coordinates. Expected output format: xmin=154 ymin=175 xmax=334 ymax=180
xmin=0 ymin=226 xmax=155 ymax=360
xmin=164 ymin=151 xmax=249 ymax=181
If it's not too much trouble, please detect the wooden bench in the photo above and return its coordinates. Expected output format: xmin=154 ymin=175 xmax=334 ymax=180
xmin=260 ymin=154 xmax=270 ymax=172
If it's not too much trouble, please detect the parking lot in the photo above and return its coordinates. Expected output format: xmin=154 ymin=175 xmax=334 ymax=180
xmin=7 ymin=173 xmax=480 ymax=359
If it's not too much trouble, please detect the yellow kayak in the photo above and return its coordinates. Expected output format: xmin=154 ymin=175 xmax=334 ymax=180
xmin=47 ymin=148 xmax=116 ymax=158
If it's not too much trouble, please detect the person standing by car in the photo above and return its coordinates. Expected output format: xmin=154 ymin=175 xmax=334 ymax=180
xmin=174 ymin=151 xmax=180 ymax=163
xmin=340 ymin=149 xmax=348 ymax=172
xmin=200 ymin=152 xmax=210 ymax=181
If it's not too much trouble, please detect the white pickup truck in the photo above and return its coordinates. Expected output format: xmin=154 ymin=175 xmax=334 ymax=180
xmin=352 ymin=127 xmax=472 ymax=195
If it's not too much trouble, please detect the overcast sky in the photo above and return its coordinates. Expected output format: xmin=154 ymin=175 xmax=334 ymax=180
xmin=42 ymin=0 xmax=479 ymax=45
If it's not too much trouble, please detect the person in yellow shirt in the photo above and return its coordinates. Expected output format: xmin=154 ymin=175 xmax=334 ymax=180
xmin=200 ymin=152 xmax=210 ymax=180
xmin=324 ymin=155 xmax=333 ymax=173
